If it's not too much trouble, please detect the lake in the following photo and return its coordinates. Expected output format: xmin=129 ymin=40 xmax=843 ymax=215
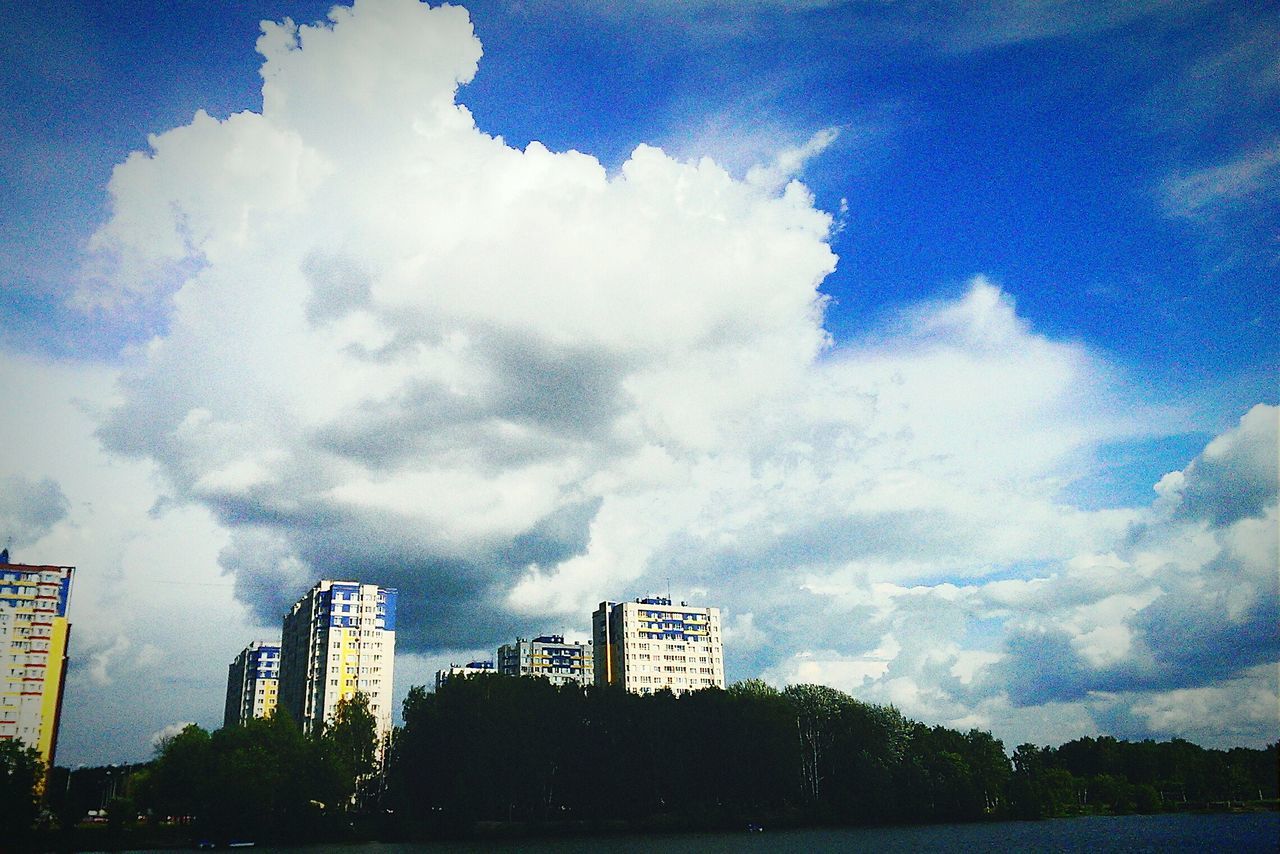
xmin=152 ymin=812 xmax=1277 ymax=853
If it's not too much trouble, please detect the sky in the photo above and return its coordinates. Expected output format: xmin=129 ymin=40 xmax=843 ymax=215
xmin=0 ymin=0 xmax=1275 ymax=767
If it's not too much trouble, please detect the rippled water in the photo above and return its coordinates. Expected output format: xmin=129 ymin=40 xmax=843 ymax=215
xmin=142 ymin=812 xmax=1280 ymax=853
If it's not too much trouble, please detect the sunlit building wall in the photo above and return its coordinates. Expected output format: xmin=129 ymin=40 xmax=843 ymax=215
xmin=223 ymin=640 xmax=281 ymax=728
xmin=497 ymin=635 xmax=589 ymax=687
xmin=592 ymin=596 xmax=723 ymax=696
xmin=0 ymin=556 xmax=74 ymax=767
xmin=279 ymin=580 xmax=397 ymax=738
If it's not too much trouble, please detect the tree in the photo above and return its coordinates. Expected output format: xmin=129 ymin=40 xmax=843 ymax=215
xmin=1010 ymin=742 xmax=1096 ymax=818
xmin=825 ymin=699 xmax=911 ymax=822
xmin=203 ymin=711 xmax=321 ymax=840
xmin=964 ymin=729 xmax=1012 ymax=816
xmin=0 ymin=740 xmax=44 ymax=842
xmin=724 ymin=680 xmax=798 ymax=812
xmin=783 ymin=684 xmax=845 ymax=808
xmin=145 ymin=724 xmax=212 ymax=821
xmin=320 ymin=692 xmax=380 ymax=808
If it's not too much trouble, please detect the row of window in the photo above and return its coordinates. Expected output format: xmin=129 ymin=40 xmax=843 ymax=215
xmin=0 ymin=573 xmax=66 ymax=584
xmin=622 ymin=633 xmax=719 ymax=644
xmin=630 ymin=675 xmax=722 ymax=687
xmin=323 ymin=604 xmax=386 ymax=615
xmin=636 ymin=609 xmax=711 ymax=620
xmin=327 ymin=677 xmax=385 ymax=688
xmin=626 ymin=652 xmax=716 ymax=663
xmin=9 ymin=627 xmax=51 ymax=638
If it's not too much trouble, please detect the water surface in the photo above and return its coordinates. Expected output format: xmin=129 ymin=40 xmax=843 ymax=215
xmin=222 ymin=812 xmax=1280 ymax=853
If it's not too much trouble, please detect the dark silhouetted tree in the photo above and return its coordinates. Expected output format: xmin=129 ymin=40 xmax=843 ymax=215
xmin=0 ymin=740 xmax=43 ymax=843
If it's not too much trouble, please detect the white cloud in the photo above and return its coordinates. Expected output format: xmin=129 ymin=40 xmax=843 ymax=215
xmin=1128 ymin=665 xmax=1279 ymax=747
xmin=36 ymin=0 xmax=1279 ymax=759
xmin=0 ymin=348 xmax=257 ymax=765
xmin=730 ymin=408 xmax=1276 ymax=745
xmin=745 ymin=127 xmax=840 ymax=193
xmin=1155 ymin=402 xmax=1278 ymax=525
xmin=83 ymin=0 xmax=841 ymax=650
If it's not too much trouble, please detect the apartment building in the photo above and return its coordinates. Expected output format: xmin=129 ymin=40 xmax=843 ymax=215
xmin=279 ymin=580 xmax=397 ymax=738
xmin=592 ymin=596 xmax=723 ymax=695
xmin=497 ymin=635 xmax=589 ymax=687
xmin=0 ymin=553 xmax=73 ymax=766
xmin=223 ymin=640 xmax=281 ymax=728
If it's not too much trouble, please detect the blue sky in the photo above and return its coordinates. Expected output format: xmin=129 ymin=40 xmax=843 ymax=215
xmin=6 ymin=1 xmax=1276 ymax=383
xmin=0 ymin=0 xmax=1275 ymax=765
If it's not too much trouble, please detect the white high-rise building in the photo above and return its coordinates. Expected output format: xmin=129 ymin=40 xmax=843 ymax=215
xmin=0 ymin=555 xmax=73 ymax=767
xmin=279 ymin=580 xmax=397 ymax=738
xmin=497 ymin=635 xmax=589 ymax=687
xmin=223 ymin=640 xmax=281 ymax=728
xmin=592 ymin=596 xmax=724 ymax=695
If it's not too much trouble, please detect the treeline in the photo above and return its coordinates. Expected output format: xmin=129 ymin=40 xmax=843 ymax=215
xmin=388 ymin=677 xmax=1015 ymax=832
xmin=386 ymin=676 xmax=1277 ymax=835
xmin=17 ymin=678 xmax=1279 ymax=846
xmin=41 ymin=694 xmax=382 ymax=846
xmin=1010 ymin=736 xmax=1279 ymax=818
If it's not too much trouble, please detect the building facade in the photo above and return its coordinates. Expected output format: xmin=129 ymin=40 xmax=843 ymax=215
xmin=279 ymin=580 xmax=397 ymax=738
xmin=0 ymin=556 xmax=74 ymax=766
xmin=592 ymin=596 xmax=724 ymax=695
xmin=223 ymin=640 xmax=281 ymax=728
xmin=497 ymin=635 xmax=589 ymax=687
xmin=434 ymin=660 xmax=494 ymax=690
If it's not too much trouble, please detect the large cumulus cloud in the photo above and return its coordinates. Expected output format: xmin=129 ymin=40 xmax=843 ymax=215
xmin=0 ymin=352 xmax=252 ymax=765
xmin=82 ymin=0 xmax=1278 ymax=747
xmin=88 ymin=0 xmax=835 ymax=649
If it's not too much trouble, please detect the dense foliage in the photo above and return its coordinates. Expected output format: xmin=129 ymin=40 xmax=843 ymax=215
xmin=20 ymin=679 xmax=1279 ymax=846
xmin=390 ymin=676 xmax=1009 ymax=831
xmin=386 ymin=676 xmax=1276 ymax=836
xmin=0 ymin=740 xmax=44 ymax=844
xmin=1009 ymin=736 xmax=1279 ymax=818
xmin=127 ymin=693 xmax=379 ymax=843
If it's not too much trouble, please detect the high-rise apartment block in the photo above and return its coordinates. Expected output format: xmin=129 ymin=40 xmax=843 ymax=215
xmin=279 ymin=580 xmax=397 ymax=738
xmin=0 ymin=556 xmax=73 ymax=766
xmin=223 ymin=640 xmax=281 ymax=728
xmin=497 ymin=635 xmax=589 ymax=687
xmin=592 ymin=596 xmax=724 ymax=695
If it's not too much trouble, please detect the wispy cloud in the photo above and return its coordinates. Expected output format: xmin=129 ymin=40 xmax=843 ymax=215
xmin=1161 ymin=141 xmax=1280 ymax=219
xmin=563 ymin=0 xmax=1204 ymax=52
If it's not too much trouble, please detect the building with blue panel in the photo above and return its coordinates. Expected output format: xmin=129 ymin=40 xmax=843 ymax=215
xmin=223 ymin=640 xmax=281 ymax=728
xmin=0 ymin=554 xmax=74 ymax=767
xmin=592 ymin=596 xmax=724 ymax=695
xmin=497 ymin=635 xmax=589 ymax=687
xmin=279 ymin=579 xmax=397 ymax=738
